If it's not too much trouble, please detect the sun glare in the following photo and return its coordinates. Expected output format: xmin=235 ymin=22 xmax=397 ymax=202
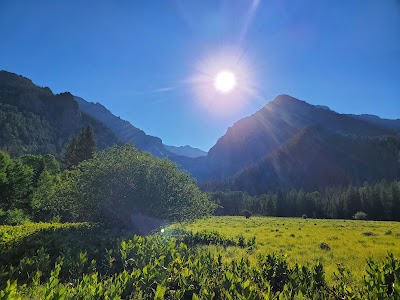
xmin=214 ymin=70 xmax=236 ymax=93
xmin=190 ymin=46 xmax=258 ymax=116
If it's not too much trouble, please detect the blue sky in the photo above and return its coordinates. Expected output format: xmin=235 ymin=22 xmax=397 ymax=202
xmin=1 ymin=1 xmax=399 ymax=151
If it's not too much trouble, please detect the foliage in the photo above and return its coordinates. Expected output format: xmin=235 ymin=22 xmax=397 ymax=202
xmin=232 ymin=128 xmax=400 ymax=193
xmin=0 ymin=71 xmax=118 ymax=157
xmin=184 ymin=216 xmax=400 ymax=282
xmin=0 ymin=208 xmax=31 ymax=225
xmin=207 ymin=180 xmax=400 ymax=221
xmin=61 ymin=126 xmax=96 ymax=169
xmin=0 ymin=153 xmax=34 ymax=213
xmin=0 ymin=103 xmax=56 ymax=156
xmin=319 ymin=242 xmax=331 ymax=251
xmin=0 ymin=150 xmax=61 ymax=223
xmin=353 ymin=211 xmax=368 ymax=220
xmin=1 ymin=222 xmax=400 ymax=299
xmin=0 ymin=146 xmax=214 ymax=228
xmin=46 ymin=145 xmax=215 ymax=228
xmin=166 ymin=228 xmax=256 ymax=249
xmin=242 ymin=210 xmax=252 ymax=219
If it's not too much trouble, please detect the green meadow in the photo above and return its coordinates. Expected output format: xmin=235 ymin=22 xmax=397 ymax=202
xmin=180 ymin=216 xmax=400 ymax=282
xmin=1 ymin=219 xmax=400 ymax=298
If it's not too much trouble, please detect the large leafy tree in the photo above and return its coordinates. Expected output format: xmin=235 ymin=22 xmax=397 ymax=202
xmin=49 ymin=145 xmax=215 ymax=229
xmin=0 ymin=151 xmax=34 ymax=212
xmin=62 ymin=126 xmax=96 ymax=169
xmin=0 ymin=150 xmax=61 ymax=220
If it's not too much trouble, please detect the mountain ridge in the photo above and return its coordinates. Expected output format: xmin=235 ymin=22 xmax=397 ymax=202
xmin=0 ymin=71 xmax=118 ymax=156
xmin=186 ymin=94 xmax=397 ymax=180
xmin=164 ymin=144 xmax=207 ymax=158
xmin=74 ymin=96 xmax=174 ymax=157
xmin=230 ymin=125 xmax=400 ymax=194
xmin=2 ymin=71 xmax=400 ymax=193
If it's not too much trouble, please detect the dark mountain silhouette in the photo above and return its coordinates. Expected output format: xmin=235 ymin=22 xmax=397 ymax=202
xmin=231 ymin=126 xmax=400 ymax=194
xmin=164 ymin=145 xmax=207 ymax=158
xmin=0 ymin=71 xmax=118 ymax=156
xmin=185 ymin=94 xmax=397 ymax=180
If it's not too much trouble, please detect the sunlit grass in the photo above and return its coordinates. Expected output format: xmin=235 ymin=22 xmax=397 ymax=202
xmin=178 ymin=216 xmax=400 ymax=282
xmin=0 ymin=222 xmax=89 ymax=244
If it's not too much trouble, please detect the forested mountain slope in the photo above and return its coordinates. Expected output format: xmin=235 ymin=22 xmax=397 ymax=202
xmin=0 ymin=71 xmax=118 ymax=156
xmin=231 ymin=126 xmax=400 ymax=194
xmin=184 ymin=94 xmax=398 ymax=180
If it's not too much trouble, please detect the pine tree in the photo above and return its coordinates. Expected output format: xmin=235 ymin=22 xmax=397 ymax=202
xmin=62 ymin=126 xmax=97 ymax=169
xmin=79 ymin=126 xmax=97 ymax=161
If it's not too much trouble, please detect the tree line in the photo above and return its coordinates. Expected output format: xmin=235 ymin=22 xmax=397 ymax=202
xmin=210 ymin=180 xmax=400 ymax=221
xmin=0 ymin=126 xmax=214 ymax=228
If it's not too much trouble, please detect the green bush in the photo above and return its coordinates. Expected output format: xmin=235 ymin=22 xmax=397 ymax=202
xmin=319 ymin=242 xmax=331 ymax=251
xmin=242 ymin=210 xmax=252 ymax=219
xmin=353 ymin=211 xmax=368 ymax=220
xmin=44 ymin=145 xmax=216 ymax=229
xmin=0 ymin=209 xmax=31 ymax=225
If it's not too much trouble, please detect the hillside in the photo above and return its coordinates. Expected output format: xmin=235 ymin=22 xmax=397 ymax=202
xmin=231 ymin=126 xmax=400 ymax=194
xmin=0 ymin=71 xmax=118 ymax=156
xmin=184 ymin=95 xmax=398 ymax=180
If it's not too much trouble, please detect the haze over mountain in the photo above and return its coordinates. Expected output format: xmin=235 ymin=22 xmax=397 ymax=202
xmin=164 ymin=145 xmax=207 ymax=158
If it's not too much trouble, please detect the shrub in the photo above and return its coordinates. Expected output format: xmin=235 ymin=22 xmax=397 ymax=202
xmin=238 ymin=234 xmax=246 ymax=247
xmin=353 ymin=211 xmax=368 ymax=220
xmin=0 ymin=209 xmax=31 ymax=225
xmin=45 ymin=145 xmax=216 ymax=229
xmin=242 ymin=210 xmax=252 ymax=219
xmin=363 ymin=231 xmax=376 ymax=236
xmin=319 ymin=242 xmax=331 ymax=251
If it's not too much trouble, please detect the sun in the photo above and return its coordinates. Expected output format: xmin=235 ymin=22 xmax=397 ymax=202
xmin=214 ymin=70 xmax=236 ymax=93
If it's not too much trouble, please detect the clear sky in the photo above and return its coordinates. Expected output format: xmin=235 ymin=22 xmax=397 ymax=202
xmin=1 ymin=1 xmax=399 ymax=151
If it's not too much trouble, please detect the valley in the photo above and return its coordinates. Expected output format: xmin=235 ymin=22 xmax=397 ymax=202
xmin=1 ymin=71 xmax=399 ymax=298
xmin=2 ymin=1 xmax=400 ymax=298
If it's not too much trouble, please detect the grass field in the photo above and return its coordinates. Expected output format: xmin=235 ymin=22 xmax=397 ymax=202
xmin=1 ymin=219 xmax=400 ymax=298
xmin=0 ymin=222 xmax=89 ymax=245
xmin=179 ymin=216 xmax=400 ymax=282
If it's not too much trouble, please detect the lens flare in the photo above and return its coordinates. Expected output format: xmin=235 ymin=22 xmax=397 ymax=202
xmin=214 ymin=71 xmax=236 ymax=93
xmin=189 ymin=46 xmax=258 ymax=116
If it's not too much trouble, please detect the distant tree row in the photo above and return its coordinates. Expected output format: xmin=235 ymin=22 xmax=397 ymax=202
xmin=210 ymin=180 xmax=400 ymax=221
